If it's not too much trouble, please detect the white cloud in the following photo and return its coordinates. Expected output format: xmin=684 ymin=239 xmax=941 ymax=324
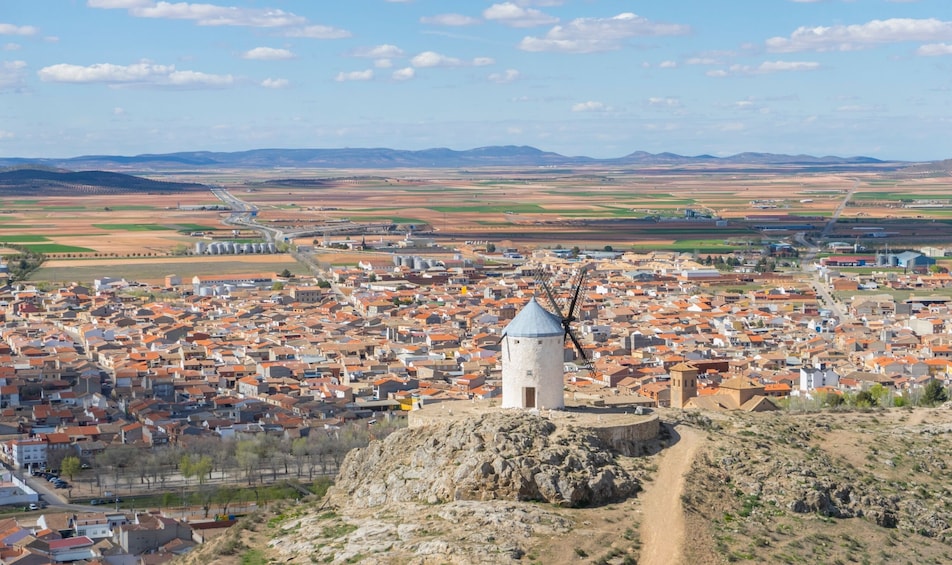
xmin=484 ymin=3 xmax=558 ymax=28
xmin=488 ymin=69 xmax=520 ymax=83
xmin=766 ymin=18 xmax=952 ymax=52
xmin=0 ymin=130 xmax=14 ymax=140
xmin=420 ymin=14 xmax=480 ymax=26
xmin=0 ymin=23 xmax=38 ymax=36
xmin=90 ymin=1 xmax=351 ymax=37
xmin=91 ymin=1 xmax=306 ymax=27
xmin=917 ymin=42 xmax=952 ymax=56
xmin=719 ymin=122 xmax=746 ymax=132
xmin=647 ymin=96 xmax=681 ymax=108
xmin=374 ymin=59 xmax=393 ymax=69
xmin=261 ymin=77 xmax=289 ymax=88
xmin=759 ymin=60 xmax=820 ymax=72
xmin=519 ymin=12 xmax=690 ymax=53
xmin=407 ymin=52 xmax=489 ymax=68
xmin=242 ymin=47 xmax=294 ymax=60
xmin=392 ymin=67 xmax=415 ymax=81
xmin=87 ymin=1 xmax=151 ymax=7
xmin=113 ymin=106 xmax=126 ymax=115
xmin=685 ymin=57 xmax=720 ymax=65
xmin=351 ymin=44 xmax=404 ymax=58
xmin=283 ymin=25 xmax=351 ymax=39
xmin=837 ymin=104 xmax=876 ymax=112
xmin=707 ymin=60 xmax=820 ymax=76
xmin=3 ymin=43 xmax=21 ymax=51
xmin=659 ymin=60 xmax=678 ymax=68
xmin=36 ymin=61 xmax=234 ymax=87
xmin=571 ymin=100 xmax=612 ymax=112
xmin=334 ymin=69 xmax=373 ymax=82
xmin=0 ymin=60 xmax=28 ymax=92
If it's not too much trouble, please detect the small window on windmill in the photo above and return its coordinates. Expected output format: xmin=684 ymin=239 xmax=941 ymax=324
xmin=537 ymin=340 xmax=542 ymax=344
xmin=514 ymin=339 xmax=520 ymax=344
xmin=526 ymin=370 xmax=533 ymax=377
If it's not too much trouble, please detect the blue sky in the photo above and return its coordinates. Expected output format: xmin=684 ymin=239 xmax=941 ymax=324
xmin=1 ymin=0 xmax=951 ymax=160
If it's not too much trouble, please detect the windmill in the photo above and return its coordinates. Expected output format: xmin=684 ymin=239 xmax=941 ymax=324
xmin=533 ymin=265 xmax=595 ymax=377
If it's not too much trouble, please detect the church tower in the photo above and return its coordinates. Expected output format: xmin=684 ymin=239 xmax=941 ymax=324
xmin=501 ymin=298 xmax=566 ymax=410
xmin=669 ymin=362 xmax=699 ymax=409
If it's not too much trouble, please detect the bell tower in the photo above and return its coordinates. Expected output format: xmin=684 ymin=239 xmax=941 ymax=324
xmin=669 ymin=362 xmax=698 ymax=409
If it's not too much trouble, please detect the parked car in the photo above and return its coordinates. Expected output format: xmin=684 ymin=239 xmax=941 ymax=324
xmin=28 ymin=503 xmax=39 ymax=511
xmin=89 ymin=499 xmax=100 ymax=505
xmin=55 ymin=483 xmax=68 ymax=489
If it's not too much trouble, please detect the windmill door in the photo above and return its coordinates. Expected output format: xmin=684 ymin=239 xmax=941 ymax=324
xmin=524 ymin=387 xmax=536 ymax=408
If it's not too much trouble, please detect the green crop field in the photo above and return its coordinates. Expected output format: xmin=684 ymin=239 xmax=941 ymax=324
xmin=347 ymin=216 xmax=424 ymax=224
xmin=852 ymin=192 xmax=951 ymax=201
xmin=92 ymin=224 xmax=173 ymax=231
xmin=174 ymin=224 xmax=220 ymax=231
xmin=0 ymin=235 xmax=52 ymax=242
xmin=22 ymin=243 xmax=96 ymax=253
xmin=428 ymin=204 xmax=547 ymax=214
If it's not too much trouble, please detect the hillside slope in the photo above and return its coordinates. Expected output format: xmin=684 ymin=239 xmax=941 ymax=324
xmin=179 ymin=407 xmax=952 ymax=565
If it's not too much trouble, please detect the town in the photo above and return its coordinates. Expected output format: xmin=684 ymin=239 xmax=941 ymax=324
xmin=0 ymin=223 xmax=951 ymax=561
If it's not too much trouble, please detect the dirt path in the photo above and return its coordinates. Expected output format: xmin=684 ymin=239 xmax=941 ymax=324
xmin=638 ymin=425 xmax=703 ymax=565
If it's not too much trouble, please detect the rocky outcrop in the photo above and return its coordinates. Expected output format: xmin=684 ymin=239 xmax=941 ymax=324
xmin=330 ymin=411 xmax=640 ymax=509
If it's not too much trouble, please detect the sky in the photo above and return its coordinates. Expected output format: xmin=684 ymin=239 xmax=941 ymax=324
xmin=1 ymin=0 xmax=951 ymax=161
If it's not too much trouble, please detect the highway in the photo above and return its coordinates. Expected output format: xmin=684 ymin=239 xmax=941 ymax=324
xmin=795 ymin=178 xmax=859 ymax=326
xmin=210 ymin=188 xmax=396 ymax=245
xmin=211 ymin=188 xmax=281 ymax=243
xmin=820 ymin=178 xmax=859 ymax=239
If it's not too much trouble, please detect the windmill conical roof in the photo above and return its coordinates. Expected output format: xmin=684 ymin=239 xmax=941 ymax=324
xmin=502 ymin=297 xmax=565 ymax=338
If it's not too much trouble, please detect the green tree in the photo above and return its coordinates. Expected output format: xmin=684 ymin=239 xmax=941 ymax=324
xmin=868 ymin=383 xmax=890 ymax=407
xmin=603 ymin=245 xmax=613 ymax=252
xmin=272 ymin=282 xmax=285 ymax=291
xmin=854 ymin=390 xmax=875 ymax=408
xmin=61 ymin=456 xmax=81 ymax=481
xmin=922 ymin=380 xmax=948 ymax=406
xmin=486 ymin=242 xmax=496 ymax=253
xmin=280 ymin=268 xmax=292 ymax=278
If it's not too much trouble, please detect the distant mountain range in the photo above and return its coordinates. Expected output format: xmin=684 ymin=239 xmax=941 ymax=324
xmin=0 ymin=168 xmax=205 ymax=194
xmin=0 ymin=146 xmax=905 ymax=171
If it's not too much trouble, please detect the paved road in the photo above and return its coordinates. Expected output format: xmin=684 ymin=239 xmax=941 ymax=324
xmin=820 ymin=178 xmax=860 ymax=239
xmin=794 ymin=179 xmax=860 ymax=326
xmin=211 ymin=188 xmax=282 ymax=243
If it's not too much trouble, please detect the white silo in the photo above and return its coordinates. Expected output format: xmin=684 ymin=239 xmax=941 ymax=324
xmin=501 ymin=297 xmax=566 ymax=410
xmin=194 ymin=242 xmax=206 ymax=254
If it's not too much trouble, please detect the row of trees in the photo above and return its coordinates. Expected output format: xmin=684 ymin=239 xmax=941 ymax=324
xmin=75 ymin=418 xmax=405 ymax=498
xmin=780 ymin=381 xmax=950 ymax=411
xmin=2 ymin=244 xmax=44 ymax=281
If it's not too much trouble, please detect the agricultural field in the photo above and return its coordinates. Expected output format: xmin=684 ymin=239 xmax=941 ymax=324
xmin=4 ymin=163 xmax=952 ymax=283
xmin=31 ymin=255 xmax=307 ymax=286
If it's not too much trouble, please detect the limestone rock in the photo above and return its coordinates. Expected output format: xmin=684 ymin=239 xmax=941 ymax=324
xmin=330 ymin=411 xmax=639 ymax=509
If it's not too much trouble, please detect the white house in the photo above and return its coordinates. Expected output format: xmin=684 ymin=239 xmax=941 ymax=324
xmin=7 ymin=438 xmax=47 ymax=470
xmin=799 ymin=362 xmax=840 ymax=392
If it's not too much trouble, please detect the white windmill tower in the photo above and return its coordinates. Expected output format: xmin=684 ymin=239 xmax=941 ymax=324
xmin=500 ymin=266 xmax=592 ymax=410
